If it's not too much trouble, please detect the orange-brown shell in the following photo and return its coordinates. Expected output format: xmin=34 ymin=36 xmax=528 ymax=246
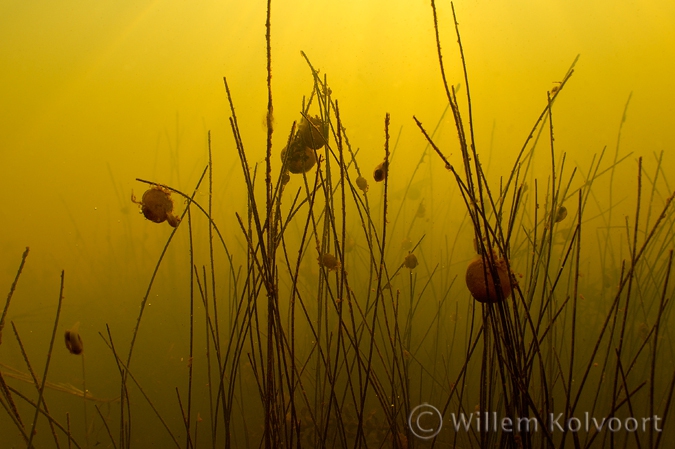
xmin=137 ymin=187 xmax=180 ymax=228
xmin=465 ymin=255 xmax=512 ymax=303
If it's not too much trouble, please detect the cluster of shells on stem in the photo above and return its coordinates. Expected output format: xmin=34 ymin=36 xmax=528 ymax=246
xmin=281 ymin=115 xmax=328 ymax=175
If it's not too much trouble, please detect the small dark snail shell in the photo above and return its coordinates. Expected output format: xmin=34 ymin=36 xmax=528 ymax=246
xmin=373 ymin=161 xmax=388 ymax=182
xmin=65 ymin=323 xmax=83 ymax=355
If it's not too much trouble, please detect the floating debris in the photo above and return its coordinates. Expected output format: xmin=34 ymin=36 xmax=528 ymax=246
xmin=64 ymin=322 xmax=83 ymax=355
xmin=132 ymin=185 xmax=181 ymax=228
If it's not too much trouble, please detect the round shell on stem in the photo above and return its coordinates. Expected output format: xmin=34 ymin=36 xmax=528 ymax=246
xmin=373 ymin=160 xmax=388 ymax=182
xmin=404 ymin=253 xmax=418 ymax=270
xmin=132 ymin=186 xmax=181 ymax=228
xmin=465 ymin=255 xmax=512 ymax=303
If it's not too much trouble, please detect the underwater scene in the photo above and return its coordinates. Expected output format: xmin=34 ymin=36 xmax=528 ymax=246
xmin=1 ymin=0 xmax=675 ymax=447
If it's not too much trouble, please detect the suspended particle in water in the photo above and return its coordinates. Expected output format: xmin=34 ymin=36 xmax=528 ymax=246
xmin=465 ymin=255 xmax=512 ymax=303
xmin=356 ymin=176 xmax=369 ymax=193
xmin=319 ymin=253 xmax=341 ymax=271
xmin=404 ymin=253 xmax=418 ymax=270
xmin=132 ymin=185 xmax=181 ymax=228
xmin=401 ymin=237 xmax=413 ymax=251
xmin=373 ymin=160 xmax=388 ymax=182
xmin=65 ymin=322 xmax=83 ymax=355
xmin=555 ymin=206 xmax=568 ymax=223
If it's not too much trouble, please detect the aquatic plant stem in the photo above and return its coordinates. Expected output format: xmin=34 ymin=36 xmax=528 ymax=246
xmin=127 ymin=169 xmax=206 ymax=367
xmin=186 ymin=206 xmax=195 ymax=449
xmin=67 ymin=413 xmax=72 ymax=449
xmin=81 ymin=354 xmax=89 ymax=449
xmin=94 ymin=405 xmax=117 ymax=449
xmin=0 ymin=247 xmax=29 ymax=346
xmin=101 ymin=327 xmax=180 ymax=448
xmin=355 ymin=113 xmax=390 ymax=448
xmin=9 ymin=321 xmax=60 ymax=449
xmin=650 ymin=250 xmax=672 ymax=447
xmin=27 ymin=270 xmax=65 ymax=449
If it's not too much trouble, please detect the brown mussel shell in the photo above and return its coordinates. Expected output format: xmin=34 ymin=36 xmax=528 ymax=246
xmin=465 ymin=255 xmax=512 ymax=303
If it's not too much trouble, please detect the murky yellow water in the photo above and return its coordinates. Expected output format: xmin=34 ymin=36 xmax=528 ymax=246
xmin=1 ymin=0 xmax=674 ymax=446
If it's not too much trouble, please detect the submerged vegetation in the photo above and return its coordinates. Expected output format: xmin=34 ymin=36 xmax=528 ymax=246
xmin=2 ymin=1 xmax=675 ymax=448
